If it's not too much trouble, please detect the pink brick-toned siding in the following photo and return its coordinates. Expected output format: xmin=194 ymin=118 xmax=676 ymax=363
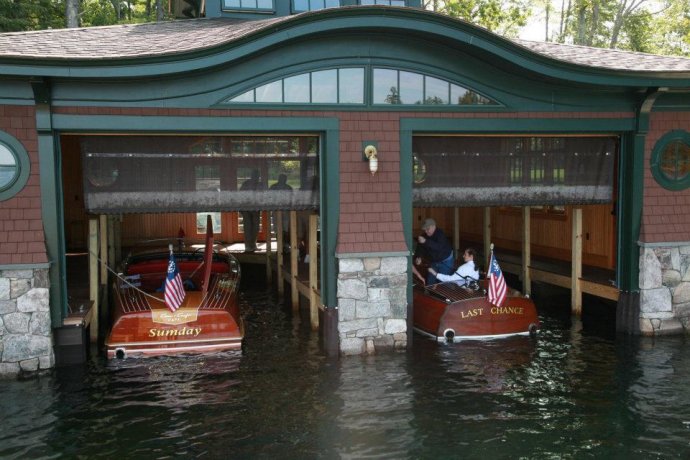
xmin=0 ymin=105 xmax=47 ymax=265
xmin=641 ymin=112 xmax=690 ymax=243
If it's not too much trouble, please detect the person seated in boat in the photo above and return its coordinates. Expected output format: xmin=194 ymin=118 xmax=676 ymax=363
xmin=427 ymin=247 xmax=479 ymax=287
xmin=416 ymin=218 xmax=454 ymax=285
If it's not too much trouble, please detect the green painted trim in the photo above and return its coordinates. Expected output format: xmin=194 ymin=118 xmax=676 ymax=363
xmin=0 ymin=263 xmax=51 ymax=270
xmin=650 ymin=130 xmax=690 ymax=191
xmin=617 ymin=133 xmax=642 ymax=291
xmin=0 ymin=131 xmax=31 ymax=201
xmin=36 ymin=105 xmax=69 ymax=326
xmin=1 ymin=8 xmax=689 ymax=88
xmin=401 ymin=117 xmax=636 ymax=133
xmin=400 ymin=126 xmax=414 ymax=305
xmin=52 ymin=114 xmax=338 ymax=132
xmin=321 ymin=125 xmax=339 ymax=308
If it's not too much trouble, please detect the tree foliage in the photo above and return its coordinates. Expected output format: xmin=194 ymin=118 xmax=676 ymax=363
xmin=0 ymin=0 xmax=64 ymax=32
xmin=0 ymin=0 xmax=172 ymax=32
xmin=425 ymin=0 xmax=531 ymax=36
xmin=546 ymin=0 xmax=689 ymax=56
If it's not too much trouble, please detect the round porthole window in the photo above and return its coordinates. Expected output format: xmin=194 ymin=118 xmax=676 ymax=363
xmin=0 ymin=142 xmax=18 ymax=189
xmin=0 ymin=132 xmax=30 ymax=201
xmin=651 ymin=131 xmax=690 ymax=191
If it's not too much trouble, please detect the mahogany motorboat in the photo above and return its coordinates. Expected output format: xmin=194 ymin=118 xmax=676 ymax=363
xmin=413 ymin=259 xmax=539 ymax=343
xmin=105 ymin=216 xmax=243 ymax=359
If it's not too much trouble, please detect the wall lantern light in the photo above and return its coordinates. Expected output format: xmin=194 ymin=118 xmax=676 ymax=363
xmin=364 ymin=144 xmax=378 ymax=175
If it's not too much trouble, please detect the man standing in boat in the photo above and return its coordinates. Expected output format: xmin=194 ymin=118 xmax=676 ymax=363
xmin=416 ymin=218 xmax=454 ymax=285
xmin=427 ymin=247 xmax=479 ymax=287
xmin=241 ymin=169 xmax=262 ymax=252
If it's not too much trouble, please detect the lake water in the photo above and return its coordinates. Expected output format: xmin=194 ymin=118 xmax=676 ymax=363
xmin=2 ymin=278 xmax=690 ymax=459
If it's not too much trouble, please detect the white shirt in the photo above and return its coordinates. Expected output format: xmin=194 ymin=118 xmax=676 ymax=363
xmin=435 ymin=260 xmax=479 ymax=286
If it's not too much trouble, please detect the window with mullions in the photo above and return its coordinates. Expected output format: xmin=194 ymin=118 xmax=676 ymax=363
xmin=227 ymin=68 xmax=365 ymax=104
xmin=292 ymin=0 xmax=339 ymax=12
xmin=360 ymin=0 xmax=405 ymax=5
xmin=225 ymin=66 xmax=497 ymax=107
xmin=373 ymin=68 xmax=496 ymax=106
xmin=651 ymin=130 xmax=690 ymax=191
xmin=223 ymin=0 xmax=273 ymax=9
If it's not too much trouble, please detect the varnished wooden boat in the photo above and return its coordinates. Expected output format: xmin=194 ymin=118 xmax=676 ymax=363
xmin=413 ymin=275 xmax=539 ymax=343
xmin=105 ymin=217 xmax=242 ymax=359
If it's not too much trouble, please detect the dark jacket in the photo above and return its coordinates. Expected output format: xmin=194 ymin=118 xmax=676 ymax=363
xmin=418 ymin=228 xmax=453 ymax=263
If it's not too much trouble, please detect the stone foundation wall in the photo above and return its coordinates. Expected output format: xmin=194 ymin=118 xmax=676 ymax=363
xmin=337 ymin=255 xmax=408 ymax=355
xmin=0 ymin=268 xmax=54 ymax=377
xmin=639 ymin=246 xmax=690 ymax=335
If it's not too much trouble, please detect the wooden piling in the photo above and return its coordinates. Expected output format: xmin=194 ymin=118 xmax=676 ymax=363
xmin=309 ymin=213 xmax=319 ymax=330
xmin=571 ymin=207 xmax=583 ymax=315
xmin=88 ymin=218 xmax=99 ymax=342
xmin=522 ymin=206 xmax=531 ymax=296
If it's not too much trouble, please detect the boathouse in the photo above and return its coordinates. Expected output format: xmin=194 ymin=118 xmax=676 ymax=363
xmin=1 ymin=3 xmax=690 ymax=375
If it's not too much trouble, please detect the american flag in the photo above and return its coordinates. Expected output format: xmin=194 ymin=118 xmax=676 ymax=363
xmin=164 ymin=247 xmax=186 ymax=312
xmin=487 ymin=250 xmax=507 ymax=307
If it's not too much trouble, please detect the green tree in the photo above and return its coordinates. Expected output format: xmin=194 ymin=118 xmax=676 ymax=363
xmin=543 ymin=0 xmax=689 ymax=56
xmin=0 ymin=0 xmax=64 ymax=32
xmin=426 ymin=0 xmax=531 ymax=36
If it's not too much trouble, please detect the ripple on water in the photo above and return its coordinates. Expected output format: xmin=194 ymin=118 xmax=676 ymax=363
xmin=1 ymin=289 xmax=690 ymax=459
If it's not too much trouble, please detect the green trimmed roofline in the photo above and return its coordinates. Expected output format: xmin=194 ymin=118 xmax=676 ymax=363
xmin=0 ymin=7 xmax=689 ymax=88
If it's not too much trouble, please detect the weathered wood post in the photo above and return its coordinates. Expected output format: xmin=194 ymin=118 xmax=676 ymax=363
xmin=309 ymin=213 xmax=319 ymax=330
xmin=276 ymin=212 xmax=284 ymax=296
xmin=88 ymin=217 xmax=99 ymax=342
xmin=571 ymin=207 xmax=583 ymax=315
xmin=483 ymin=207 xmax=491 ymax=265
xmin=522 ymin=206 xmax=531 ymax=295
xmin=290 ymin=210 xmax=299 ymax=311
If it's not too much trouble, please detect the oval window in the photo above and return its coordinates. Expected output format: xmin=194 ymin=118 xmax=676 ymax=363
xmin=0 ymin=133 xmax=30 ymax=201
xmin=0 ymin=142 xmax=18 ymax=190
xmin=651 ymin=131 xmax=690 ymax=191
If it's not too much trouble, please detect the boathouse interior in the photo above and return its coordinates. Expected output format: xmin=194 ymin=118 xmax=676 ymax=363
xmin=59 ymin=129 xmax=619 ymax=350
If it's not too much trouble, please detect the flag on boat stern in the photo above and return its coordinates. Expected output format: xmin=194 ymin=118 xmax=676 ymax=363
xmin=488 ymin=250 xmax=507 ymax=307
xmin=165 ymin=246 xmax=186 ymax=312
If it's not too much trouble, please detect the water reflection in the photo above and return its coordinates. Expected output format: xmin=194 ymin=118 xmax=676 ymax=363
xmin=1 ymin=287 xmax=690 ymax=459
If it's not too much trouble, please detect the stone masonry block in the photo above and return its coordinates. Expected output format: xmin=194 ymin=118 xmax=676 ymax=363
xmin=4 ymin=312 xmax=30 ymax=334
xmin=339 ymin=258 xmax=364 ymax=273
xmin=673 ymin=282 xmax=690 ymax=305
xmin=0 ymin=278 xmax=9 ymax=300
xmin=17 ymin=288 xmax=49 ymax=313
xmin=3 ymin=334 xmax=52 ymax=362
xmin=384 ymin=319 xmax=407 ymax=334
xmin=356 ymin=300 xmax=391 ymax=319
xmin=640 ymin=287 xmax=672 ymax=313
xmin=338 ymin=318 xmax=378 ymax=334
xmin=363 ymin=257 xmax=381 ymax=272
xmin=337 ymin=278 xmax=368 ymax=300
xmin=340 ymin=337 xmax=365 ymax=355
xmin=639 ymin=249 xmax=662 ymax=290
xmin=338 ymin=298 xmax=356 ymax=322
xmin=380 ymin=256 xmax=407 ymax=275
xmin=10 ymin=279 xmax=31 ymax=299
xmin=0 ymin=299 xmax=16 ymax=315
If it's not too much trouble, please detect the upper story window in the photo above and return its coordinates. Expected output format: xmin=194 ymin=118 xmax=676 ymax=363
xmin=223 ymin=0 xmax=273 ymax=10
xmin=651 ymin=130 xmax=690 ymax=190
xmin=0 ymin=131 xmax=30 ymax=201
xmin=224 ymin=66 xmax=497 ymax=107
xmin=360 ymin=0 xmax=405 ymax=5
xmin=292 ymin=0 xmax=339 ymax=12
xmin=228 ymin=68 xmax=365 ymax=104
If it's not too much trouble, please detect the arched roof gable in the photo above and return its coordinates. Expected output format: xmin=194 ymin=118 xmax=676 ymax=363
xmin=0 ymin=6 xmax=689 ymax=87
